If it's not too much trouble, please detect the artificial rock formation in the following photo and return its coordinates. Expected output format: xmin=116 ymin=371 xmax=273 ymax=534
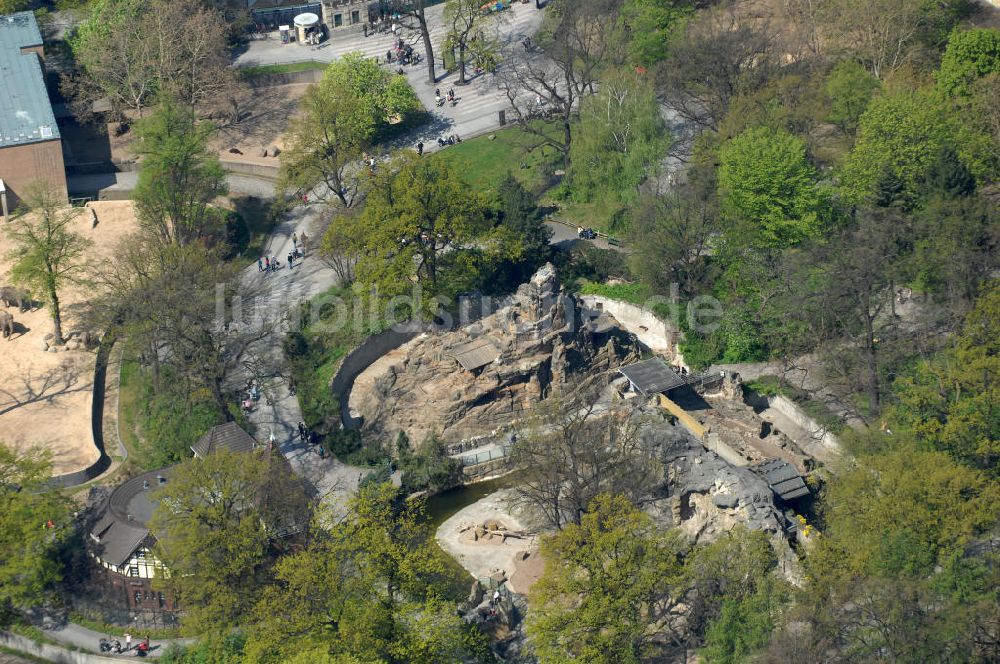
xmin=352 ymin=264 xmax=641 ymax=445
xmin=637 ymin=409 xmax=803 ymax=584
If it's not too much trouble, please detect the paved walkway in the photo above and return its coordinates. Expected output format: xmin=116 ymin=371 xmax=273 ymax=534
xmin=41 ymin=619 xmax=194 ymax=658
xmin=236 ymin=2 xmax=546 ymax=143
xmin=236 ymin=205 xmax=374 ymax=505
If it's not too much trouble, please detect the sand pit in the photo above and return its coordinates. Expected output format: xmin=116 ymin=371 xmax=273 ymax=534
xmin=437 ymin=489 xmax=545 ymax=595
xmin=0 ymin=201 xmax=139 ymax=475
xmin=211 ymin=83 xmax=310 ymax=167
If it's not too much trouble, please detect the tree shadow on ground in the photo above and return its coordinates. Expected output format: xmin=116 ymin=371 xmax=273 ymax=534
xmin=0 ymin=362 xmax=91 ymax=417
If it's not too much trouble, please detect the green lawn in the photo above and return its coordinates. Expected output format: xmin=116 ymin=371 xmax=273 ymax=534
xmin=116 ymin=356 xmax=145 ymax=468
xmin=239 ymin=60 xmax=328 ymax=77
xmin=549 ymin=197 xmax=630 ymax=234
xmin=578 ymin=280 xmax=651 ymax=306
xmin=433 ymin=126 xmax=561 ymax=195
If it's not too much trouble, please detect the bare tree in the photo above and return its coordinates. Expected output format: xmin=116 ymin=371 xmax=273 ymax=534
xmin=820 ymin=0 xmax=922 ymax=80
xmin=510 ymin=382 xmax=662 ymax=530
xmin=443 ymin=0 xmax=506 ymax=84
xmin=68 ymin=0 xmax=241 ymax=120
xmin=495 ymin=0 xmax=620 ymax=168
xmin=657 ymin=0 xmax=776 ymax=131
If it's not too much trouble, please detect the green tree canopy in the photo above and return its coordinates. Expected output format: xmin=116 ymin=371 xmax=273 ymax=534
xmin=620 ymin=0 xmax=691 ymax=67
xmin=0 ymin=444 xmax=73 ymax=620
xmin=569 ymin=71 xmax=670 ymax=206
xmin=243 ymin=483 xmax=487 ymax=664
xmin=355 ymin=153 xmax=491 ymax=300
xmin=132 ymin=97 xmax=227 ymax=246
xmin=825 ymin=59 xmax=880 ymax=134
xmin=6 ymin=183 xmax=93 ymax=344
xmin=150 ymin=448 xmax=310 ymax=632
xmin=717 ymin=126 xmax=826 ymax=248
xmin=888 ymin=279 xmax=1000 ymax=473
xmin=937 ymin=28 xmax=1000 ymax=98
xmin=527 ymin=493 xmax=686 ymax=663
xmin=840 ymin=90 xmax=956 ymax=203
xmin=322 ymin=52 xmax=420 ymax=132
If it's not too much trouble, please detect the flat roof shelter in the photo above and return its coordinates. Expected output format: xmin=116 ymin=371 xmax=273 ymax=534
xmin=751 ymin=458 xmax=810 ymax=501
xmin=449 ymin=338 xmax=500 ymax=372
xmin=618 ymin=357 xmax=686 ymax=397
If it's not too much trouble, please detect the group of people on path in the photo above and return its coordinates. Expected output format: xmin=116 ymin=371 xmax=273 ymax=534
xmin=296 ymin=421 xmax=327 ymax=458
xmin=100 ymin=632 xmax=150 ymax=656
xmin=434 ymin=87 xmax=458 ymax=107
xmin=257 ymin=232 xmax=308 ymax=275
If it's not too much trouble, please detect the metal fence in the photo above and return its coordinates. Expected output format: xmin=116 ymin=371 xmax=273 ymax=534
xmin=69 ymin=597 xmax=181 ymax=632
xmin=456 ymin=444 xmax=511 ymax=467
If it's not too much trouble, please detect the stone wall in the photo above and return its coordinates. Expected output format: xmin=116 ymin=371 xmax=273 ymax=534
xmin=767 ymin=394 xmax=843 ymax=459
xmin=578 ymin=295 xmax=678 ymax=354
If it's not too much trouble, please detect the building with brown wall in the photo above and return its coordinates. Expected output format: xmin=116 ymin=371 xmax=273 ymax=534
xmin=0 ymin=11 xmax=66 ymax=217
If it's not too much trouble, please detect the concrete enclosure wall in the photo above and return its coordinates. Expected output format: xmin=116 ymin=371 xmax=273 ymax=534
xmin=330 ymin=326 xmax=422 ymax=429
xmin=0 ymin=631 xmax=125 ymax=664
xmin=767 ymin=394 xmax=843 ymax=458
xmin=658 ymin=394 xmax=707 ymax=440
xmin=0 ymin=138 xmax=67 ymax=212
xmin=218 ymin=159 xmax=280 ymax=180
xmin=243 ymin=68 xmax=324 ymax=88
xmin=579 ymin=295 xmax=678 ymax=354
xmin=46 ymin=333 xmax=115 ymax=488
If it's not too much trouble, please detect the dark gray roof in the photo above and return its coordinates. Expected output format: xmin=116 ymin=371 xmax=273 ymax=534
xmin=751 ymin=458 xmax=810 ymax=501
xmin=449 ymin=338 xmax=500 ymax=372
xmin=191 ymin=422 xmax=257 ymax=458
xmin=90 ymin=468 xmax=173 ymax=567
xmin=0 ymin=12 xmax=59 ymax=147
xmin=618 ymin=357 xmax=685 ymax=396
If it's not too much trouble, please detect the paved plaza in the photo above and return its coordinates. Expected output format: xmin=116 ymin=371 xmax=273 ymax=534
xmin=235 ymin=2 xmax=546 ymax=143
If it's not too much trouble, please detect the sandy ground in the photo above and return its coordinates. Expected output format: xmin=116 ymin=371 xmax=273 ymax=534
xmin=210 ymin=84 xmax=311 ymax=167
xmin=436 ymin=489 xmax=545 ymax=595
xmin=0 ymin=201 xmax=139 ymax=474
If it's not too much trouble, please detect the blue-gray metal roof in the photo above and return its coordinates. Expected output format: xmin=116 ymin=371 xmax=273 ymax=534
xmin=0 ymin=12 xmax=59 ymax=147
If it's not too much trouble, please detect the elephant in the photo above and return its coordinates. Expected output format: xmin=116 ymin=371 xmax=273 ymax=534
xmin=0 ymin=286 xmax=30 ymax=311
xmin=0 ymin=311 xmax=13 ymax=339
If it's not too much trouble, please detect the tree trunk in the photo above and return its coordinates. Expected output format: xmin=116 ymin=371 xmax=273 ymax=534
xmin=417 ymin=9 xmax=436 ymax=84
xmin=458 ymin=42 xmax=467 ymax=84
xmin=50 ymin=288 xmax=63 ymax=345
xmin=211 ymin=377 xmax=234 ymax=422
xmin=864 ymin=313 xmax=880 ymax=417
xmin=562 ymin=117 xmax=572 ymax=169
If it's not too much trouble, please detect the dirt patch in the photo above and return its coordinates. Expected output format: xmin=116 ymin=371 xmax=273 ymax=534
xmin=211 ymin=84 xmax=310 ymax=167
xmin=0 ymin=201 xmax=140 ymax=474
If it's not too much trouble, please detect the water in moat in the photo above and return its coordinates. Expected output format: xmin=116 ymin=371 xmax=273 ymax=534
xmin=422 ymin=475 xmax=512 ymax=599
xmin=424 ymin=475 xmax=511 ymax=530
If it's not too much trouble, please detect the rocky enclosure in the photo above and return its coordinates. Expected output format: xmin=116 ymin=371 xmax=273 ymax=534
xmin=351 ymin=264 xmax=642 ymax=445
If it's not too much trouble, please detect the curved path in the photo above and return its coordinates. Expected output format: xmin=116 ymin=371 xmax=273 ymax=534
xmin=237 ymin=204 xmax=373 ymax=504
